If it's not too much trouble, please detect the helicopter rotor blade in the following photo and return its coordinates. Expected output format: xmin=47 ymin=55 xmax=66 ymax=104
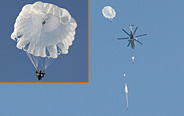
xmin=122 ymin=29 xmax=130 ymax=36
xmin=134 ymin=27 xmax=138 ymax=35
xmin=135 ymin=34 xmax=147 ymax=38
xmin=127 ymin=41 xmax=131 ymax=47
xmin=117 ymin=37 xmax=129 ymax=40
xmin=135 ymin=40 xmax=143 ymax=45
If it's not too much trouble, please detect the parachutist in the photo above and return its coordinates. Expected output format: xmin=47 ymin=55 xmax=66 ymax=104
xmin=42 ymin=20 xmax=46 ymax=26
xmin=132 ymin=56 xmax=135 ymax=64
xmin=36 ymin=69 xmax=45 ymax=80
xmin=11 ymin=1 xmax=77 ymax=76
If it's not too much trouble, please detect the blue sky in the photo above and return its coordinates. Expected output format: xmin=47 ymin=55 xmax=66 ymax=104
xmin=0 ymin=0 xmax=88 ymax=82
xmin=0 ymin=0 xmax=184 ymax=116
xmin=90 ymin=0 xmax=184 ymax=115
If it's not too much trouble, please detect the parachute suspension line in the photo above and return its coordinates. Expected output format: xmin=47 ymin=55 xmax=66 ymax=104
xmin=32 ymin=55 xmax=38 ymax=68
xmin=25 ymin=52 xmax=37 ymax=69
xmin=44 ymin=58 xmax=49 ymax=70
xmin=26 ymin=51 xmax=55 ymax=70
xmin=33 ymin=55 xmax=39 ymax=68
xmin=110 ymin=18 xmax=112 ymax=22
xmin=44 ymin=57 xmax=55 ymax=70
xmin=44 ymin=58 xmax=49 ymax=69
xmin=40 ymin=58 xmax=44 ymax=70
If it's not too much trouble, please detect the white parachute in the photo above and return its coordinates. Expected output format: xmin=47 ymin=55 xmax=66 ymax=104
xmin=132 ymin=56 xmax=135 ymax=64
xmin=11 ymin=1 xmax=77 ymax=70
xmin=102 ymin=6 xmax=116 ymax=22
xmin=125 ymin=83 xmax=128 ymax=110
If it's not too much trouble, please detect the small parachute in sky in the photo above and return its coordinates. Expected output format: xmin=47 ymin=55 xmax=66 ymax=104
xmin=125 ymin=83 xmax=128 ymax=110
xmin=11 ymin=1 xmax=77 ymax=78
xmin=102 ymin=6 xmax=116 ymax=22
xmin=124 ymin=73 xmax=126 ymax=77
xmin=132 ymin=56 xmax=135 ymax=64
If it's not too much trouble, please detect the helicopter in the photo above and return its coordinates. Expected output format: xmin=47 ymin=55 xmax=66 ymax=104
xmin=118 ymin=24 xmax=147 ymax=49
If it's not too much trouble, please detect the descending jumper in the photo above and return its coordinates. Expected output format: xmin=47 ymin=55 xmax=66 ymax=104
xmin=11 ymin=1 xmax=77 ymax=80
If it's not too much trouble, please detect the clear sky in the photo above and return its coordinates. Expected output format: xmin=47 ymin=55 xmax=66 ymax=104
xmin=0 ymin=0 xmax=88 ymax=82
xmin=0 ymin=0 xmax=184 ymax=116
xmin=89 ymin=0 xmax=184 ymax=115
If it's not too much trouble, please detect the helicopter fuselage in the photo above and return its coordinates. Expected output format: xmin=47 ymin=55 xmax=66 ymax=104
xmin=128 ymin=38 xmax=136 ymax=49
xmin=129 ymin=29 xmax=136 ymax=49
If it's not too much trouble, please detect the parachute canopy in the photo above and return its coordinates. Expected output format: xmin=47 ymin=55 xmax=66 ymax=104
xmin=125 ymin=83 xmax=128 ymax=110
xmin=102 ymin=6 xmax=116 ymax=21
xmin=11 ymin=1 xmax=77 ymax=69
xmin=132 ymin=56 xmax=135 ymax=64
xmin=125 ymin=83 xmax=128 ymax=93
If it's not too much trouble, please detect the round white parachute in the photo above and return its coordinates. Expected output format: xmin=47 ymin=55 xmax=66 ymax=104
xmin=102 ymin=6 xmax=116 ymax=21
xmin=11 ymin=1 xmax=77 ymax=70
xmin=132 ymin=56 xmax=135 ymax=64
